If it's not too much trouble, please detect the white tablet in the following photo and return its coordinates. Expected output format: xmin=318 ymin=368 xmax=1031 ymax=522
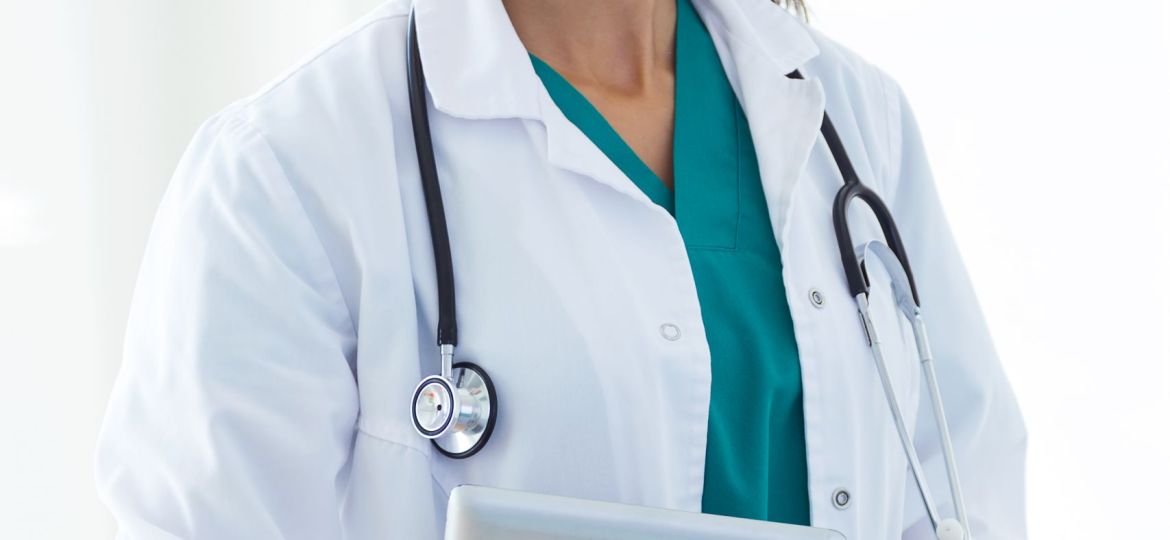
xmin=445 ymin=485 xmax=846 ymax=540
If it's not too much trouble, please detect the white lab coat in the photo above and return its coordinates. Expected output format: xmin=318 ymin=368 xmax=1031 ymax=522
xmin=95 ymin=0 xmax=1027 ymax=538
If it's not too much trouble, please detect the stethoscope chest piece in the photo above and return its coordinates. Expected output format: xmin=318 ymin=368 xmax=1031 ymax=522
xmin=411 ymin=360 xmax=497 ymax=459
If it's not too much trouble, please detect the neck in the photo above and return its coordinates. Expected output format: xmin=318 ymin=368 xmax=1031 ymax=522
xmin=502 ymin=0 xmax=677 ymax=95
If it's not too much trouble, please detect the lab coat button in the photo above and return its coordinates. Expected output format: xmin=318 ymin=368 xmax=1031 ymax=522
xmin=659 ymin=323 xmax=681 ymax=341
xmin=809 ymin=288 xmax=826 ymax=308
xmin=832 ymin=488 xmax=852 ymax=509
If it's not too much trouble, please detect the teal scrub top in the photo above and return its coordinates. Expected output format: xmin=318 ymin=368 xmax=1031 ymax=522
xmin=529 ymin=0 xmax=810 ymax=526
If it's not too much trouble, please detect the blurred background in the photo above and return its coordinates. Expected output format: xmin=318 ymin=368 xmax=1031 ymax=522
xmin=0 ymin=0 xmax=1166 ymax=538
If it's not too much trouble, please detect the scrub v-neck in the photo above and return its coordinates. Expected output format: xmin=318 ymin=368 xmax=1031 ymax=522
xmin=528 ymin=0 xmax=811 ymax=526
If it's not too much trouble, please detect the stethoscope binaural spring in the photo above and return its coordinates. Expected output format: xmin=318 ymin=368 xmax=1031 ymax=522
xmin=404 ymin=11 xmax=970 ymax=540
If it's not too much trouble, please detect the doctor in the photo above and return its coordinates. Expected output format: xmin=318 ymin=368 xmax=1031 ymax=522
xmin=95 ymin=0 xmax=1027 ymax=538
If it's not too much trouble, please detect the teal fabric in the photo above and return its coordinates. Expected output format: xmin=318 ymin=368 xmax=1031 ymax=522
xmin=529 ymin=0 xmax=810 ymax=526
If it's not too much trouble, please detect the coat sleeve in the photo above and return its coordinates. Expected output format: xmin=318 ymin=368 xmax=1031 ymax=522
xmin=882 ymin=79 xmax=1029 ymax=539
xmin=95 ymin=111 xmax=360 ymax=539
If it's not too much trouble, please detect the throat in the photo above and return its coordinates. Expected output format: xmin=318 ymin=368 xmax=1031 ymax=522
xmin=505 ymin=0 xmax=679 ymax=188
xmin=597 ymin=87 xmax=677 ymax=189
xmin=502 ymin=0 xmax=677 ymax=94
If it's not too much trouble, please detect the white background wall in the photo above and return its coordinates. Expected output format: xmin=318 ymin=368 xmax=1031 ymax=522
xmin=811 ymin=1 xmax=1170 ymax=538
xmin=0 ymin=1 xmax=1166 ymax=538
xmin=0 ymin=1 xmax=384 ymax=537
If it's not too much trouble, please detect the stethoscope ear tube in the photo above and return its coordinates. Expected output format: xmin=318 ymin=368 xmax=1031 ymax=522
xmin=832 ymin=183 xmax=920 ymax=306
xmin=407 ymin=10 xmax=459 ymax=347
xmin=790 ymin=69 xmax=920 ymax=304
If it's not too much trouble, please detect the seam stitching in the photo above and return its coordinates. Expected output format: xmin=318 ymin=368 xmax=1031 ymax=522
xmin=354 ymin=427 xmax=454 ymax=511
xmin=731 ymin=98 xmax=743 ymax=250
xmin=355 ymin=425 xmax=429 ymax=458
xmin=880 ymin=72 xmax=903 ymax=201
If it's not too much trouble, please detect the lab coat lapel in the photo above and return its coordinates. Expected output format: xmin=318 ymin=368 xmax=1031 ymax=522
xmin=412 ymin=0 xmax=540 ymax=121
xmin=692 ymin=0 xmax=826 ymax=251
xmin=413 ymin=0 xmax=668 ymax=212
xmin=534 ymin=95 xmax=669 ymax=212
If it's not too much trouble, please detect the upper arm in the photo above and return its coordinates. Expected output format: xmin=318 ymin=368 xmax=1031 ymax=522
xmin=95 ymin=111 xmax=360 ymax=539
xmin=880 ymin=76 xmax=1029 ymax=539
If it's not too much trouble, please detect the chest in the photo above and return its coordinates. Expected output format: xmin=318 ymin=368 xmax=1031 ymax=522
xmin=349 ymin=60 xmax=922 ymax=539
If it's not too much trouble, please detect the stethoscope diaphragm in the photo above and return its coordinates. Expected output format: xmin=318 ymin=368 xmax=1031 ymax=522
xmin=410 ymin=361 xmax=497 ymax=459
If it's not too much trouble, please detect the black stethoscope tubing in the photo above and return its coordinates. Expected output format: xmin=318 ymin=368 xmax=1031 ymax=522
xmin=407 ymin=15 xmax=460 ymax=349
xmin=784 ymin=70 xmax=921 ymax=306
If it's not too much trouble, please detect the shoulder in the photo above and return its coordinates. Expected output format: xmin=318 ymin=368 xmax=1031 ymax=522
xmin=802 ymin=24 xmax=902 ymax=100
xmin=174 ymin=0 xmax=417 ymax=235
xmin=800 ymin=24 xmax=910 ymax=195
xmin=167 ymin=0 xmax=419 ymax=288
xmin=187 ymin=0 xmax=415 ymax=179
xmin=230 ymin=0 xmax=414 ymax=150
xmin=238 ymin=0 xmax=412 ymax=120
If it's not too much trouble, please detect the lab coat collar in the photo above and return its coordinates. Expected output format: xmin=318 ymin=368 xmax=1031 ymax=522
xmin=412 ymin=0 xmax=542 ymax=120
xmin=414 ymin=0 xmax=826 ymax=228
xmin=412 ymin=0 xmax=821 ymax=121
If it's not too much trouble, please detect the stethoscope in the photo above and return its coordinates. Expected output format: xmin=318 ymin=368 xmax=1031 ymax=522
xmin=404 ymin=12 xmax=971 ymax=540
